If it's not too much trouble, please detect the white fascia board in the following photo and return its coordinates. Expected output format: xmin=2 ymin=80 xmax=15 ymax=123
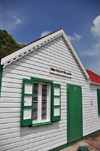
xmin=89 ymin=81 xmax=100 ymax=86
xmin=1 ymin=29 xmax=63 ymax=67
xmin=1 ymin=28 xmax=89 ymax=80
xmin=62 ymin=30 xmax=89 ymax=80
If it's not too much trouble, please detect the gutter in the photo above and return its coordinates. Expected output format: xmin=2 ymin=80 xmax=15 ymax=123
xmin=0 ymin=58 xmax=3 ymax=96
xmin=89 ymin=81 xmax=100 ymax=86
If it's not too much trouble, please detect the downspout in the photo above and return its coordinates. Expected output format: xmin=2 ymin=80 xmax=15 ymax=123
xmin=0 ymin=58 xmax=3 ymax=96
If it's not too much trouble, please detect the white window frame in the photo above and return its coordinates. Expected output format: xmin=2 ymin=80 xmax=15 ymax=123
xmin=21 ymin=77 xmax=61 ymax=127
xmin=32 ymin=81 xmax=51 ymax=124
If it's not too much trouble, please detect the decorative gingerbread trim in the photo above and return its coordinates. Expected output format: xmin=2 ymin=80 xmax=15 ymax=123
xmin=1 ymin=29 xmax=89 ymax=79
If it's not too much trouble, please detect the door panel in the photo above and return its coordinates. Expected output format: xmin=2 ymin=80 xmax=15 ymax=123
xmin=67 ymin=84 xmax=82 ymax=142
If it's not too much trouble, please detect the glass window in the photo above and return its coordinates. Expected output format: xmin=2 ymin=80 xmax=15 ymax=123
xmin=42 ymin=85 xmax=47 ymax=120
xmin=33 ymin=83 xmax=38 ymax=120
xmin=33 ymin=82 xmax=51 ymax=124
xmin=21 ymin=77 xmax=61 ymax=127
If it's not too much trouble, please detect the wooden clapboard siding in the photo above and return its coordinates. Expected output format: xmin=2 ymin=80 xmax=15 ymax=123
xmin=0 ymin=36 xmax=100 ymax=151
xmin=83 ymin=84 xmax=100 ymax=136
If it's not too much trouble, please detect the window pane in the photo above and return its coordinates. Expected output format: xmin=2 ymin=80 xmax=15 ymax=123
xmin=33 ymin=102 xmax=38 ymax=120
xmin=42 ymin=102 xmax=47 ymax=119
xmin=42 ymin=85 xmax=47 ymax=101
xmin=33 ymin=83 xmax=38 ymax=120
xmin=33 ymin=83 xmax=38 ymax=101
xmin=42 ymin=85 xmax=47 ymax=119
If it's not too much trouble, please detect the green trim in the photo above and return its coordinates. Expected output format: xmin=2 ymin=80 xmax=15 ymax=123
xmin=32 ymin=121 xmax=52 ymax=127
xmin=31 ymin=77 xmax=54 ymax=125
xmin=20 ymin=79 xmax=34 ymax=127
xmin=97 ymin=89 xmax=100 ymax=114
xmin=31 ymin=77 xmax=53 ymax=84
xmin=0 ymin=62 xmax=3 ymax=96
xmin=54 ymin=95 xmax=60 ymax=97
xmin=67 ymin=83 xmax=82 ymax=88
xmin=51 ymin=83 xmax=53 ymax=122
xmin=21 ymin=77 xmax=61 ymax=127
xmin=21 ymin=77 xmax=53 ymax=127
xmin=50 ymin=130 xmax=100 ymax=151
xmin=24 ymin=106 xmax=32 ymax=109
xmin=81 ymin=86 xmax=83 ymax=138
xmin=67 ymin=84 xmax=69 ymax=143
xmin=52 ymin=83 xmax=61 ymax=122
xmin=20 ymin=79 xmax=24 ymax=127
xmin=23 ymin=78 xmax=34 ymax=84
xmin=54 ymin=105 xmax=60 ymax=108
xmin=24 ymin=94 xmax=32 ymax=96
xmin=22 ymin=119 xmax=32 ymax=126
xmin=67 ymin=84 xmax=83 ymax=143
xmin=52 ymin=116 xmax=60 ymax=121
xmin=53 ymin=84 xmax=60 ymax=88
xmin=31 ymin=77 xmax=53 ymax=126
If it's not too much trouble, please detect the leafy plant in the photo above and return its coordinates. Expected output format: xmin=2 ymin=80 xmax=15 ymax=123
xmin=0 ymin=29 xmax=21 ymax=58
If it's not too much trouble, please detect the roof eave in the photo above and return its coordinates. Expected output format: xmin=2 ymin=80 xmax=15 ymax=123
xmin=89 ymin=81 xmax=100 ymax=86
xmin=1 ymin=28 xmax=89 ymax=80
xmin=1 ymin=29 xmax=64 ymax=67
xmin=62 ymin=30 xmax=89 ymax=80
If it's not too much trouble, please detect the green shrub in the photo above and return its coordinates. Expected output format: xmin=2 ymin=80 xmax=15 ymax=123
xmin=0 ymin=29 xmax=21 ymax=58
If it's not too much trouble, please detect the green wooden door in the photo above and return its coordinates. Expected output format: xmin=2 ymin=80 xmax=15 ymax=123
xmin=67 ymin=84 xmax=83 ymax=143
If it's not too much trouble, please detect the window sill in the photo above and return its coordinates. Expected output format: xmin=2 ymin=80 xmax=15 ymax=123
xmin=32 ymin=121 xmax=52 ymax=127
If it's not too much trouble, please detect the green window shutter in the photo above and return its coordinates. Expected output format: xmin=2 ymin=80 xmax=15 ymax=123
xmin=21 ymin=79 xmax=34 ymax=126
xmin=97 ymin=89 xmax=100 ymax=115
xmin=52 ymin=83 xmax=61 ymax=122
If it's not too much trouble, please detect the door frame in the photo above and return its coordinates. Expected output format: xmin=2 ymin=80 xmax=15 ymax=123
xmin=67 ymin=84 xmax=83 ymax=143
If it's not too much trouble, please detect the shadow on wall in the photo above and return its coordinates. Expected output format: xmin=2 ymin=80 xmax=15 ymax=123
xmin=20 ymin=122 xmax=59 ymax=137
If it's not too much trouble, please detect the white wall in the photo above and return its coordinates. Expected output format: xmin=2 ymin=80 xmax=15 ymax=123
xmin=0 ymin=36 xmax=100 ymax=151
xmin=83 ymin=84 xmax=100 ymax=136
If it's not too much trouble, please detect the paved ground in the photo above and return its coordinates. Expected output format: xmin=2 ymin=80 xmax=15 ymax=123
xmin=61 ymin=132 xmax=100 ymax=151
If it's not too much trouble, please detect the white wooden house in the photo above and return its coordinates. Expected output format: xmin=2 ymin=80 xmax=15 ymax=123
xmin=0 ymin=29 xmax=100 ymax=151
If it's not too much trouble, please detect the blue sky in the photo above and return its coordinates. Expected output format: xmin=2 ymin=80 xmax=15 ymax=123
xmin=0 ymin=0 xmax=100 ymax=75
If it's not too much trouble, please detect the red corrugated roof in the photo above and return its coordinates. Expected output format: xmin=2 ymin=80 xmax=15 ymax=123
xmin=86 ymin=69 xmax=100 ymax=84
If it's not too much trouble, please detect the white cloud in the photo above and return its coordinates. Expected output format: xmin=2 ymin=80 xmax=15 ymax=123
xmin=41 ymin=30 xmax=51 ymax=37
xmin=12 ymin=15 xmax=23 ymax=25
xmin=18 ymin=42 xmax=27 ymax=45
xmin=85 ymin=15 xmax=100 ymax=75
xmin=80 ymin=42 xmax=100 ymax=56
xmin=68 ymin=33 xmax=82 ymax=41
xmin=95 ymin=63 xmax=100 ymax=75
xmin=80 ymin=42 xmax=100 ymax=75
xmin=0 ymin=10 xmax=24 ymax=32
xmin=91 ymin=15 xmax=100 ymax=38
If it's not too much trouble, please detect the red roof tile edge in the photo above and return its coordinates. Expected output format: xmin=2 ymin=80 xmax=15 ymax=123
xmin=1 ymin=28 xmax=63 ymax=59
xmin=86 ymin=69 xmax=100 ymax=84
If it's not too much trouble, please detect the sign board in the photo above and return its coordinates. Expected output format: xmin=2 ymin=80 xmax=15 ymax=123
xmin=49 ymin=65 xmax=72 ymax=77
